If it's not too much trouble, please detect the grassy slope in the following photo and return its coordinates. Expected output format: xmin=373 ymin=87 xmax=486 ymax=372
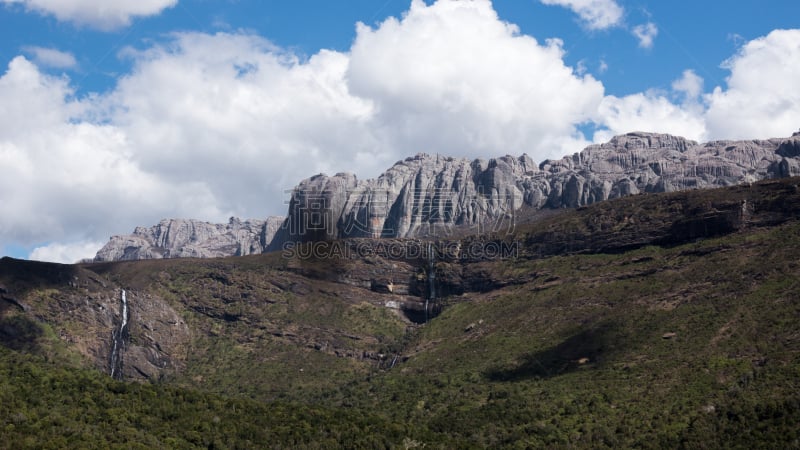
xmin=340 ymin=221 xmax=800 ymax=448
xmin=85 ymin=253 xmax=410 ymax=400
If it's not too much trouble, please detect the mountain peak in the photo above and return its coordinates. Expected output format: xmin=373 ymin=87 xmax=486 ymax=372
xmin=96 ymin=132 xmax=800 ymax=261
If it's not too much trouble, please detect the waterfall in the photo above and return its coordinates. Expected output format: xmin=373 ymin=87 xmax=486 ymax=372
xmin=109 ymin=289 xmax=129 ymax=379
xmin=121 ymin=290 xmax=128 ymax=330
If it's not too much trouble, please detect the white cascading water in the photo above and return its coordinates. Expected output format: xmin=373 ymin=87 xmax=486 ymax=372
xmin=110 ymin=289 xmax=128 ymax=378
xmin=121 ymin=289 xmax=128 ymax=330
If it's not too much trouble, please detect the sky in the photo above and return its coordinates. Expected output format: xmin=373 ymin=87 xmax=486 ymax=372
xmin=1 ymin=0 xmax=799 ymax=263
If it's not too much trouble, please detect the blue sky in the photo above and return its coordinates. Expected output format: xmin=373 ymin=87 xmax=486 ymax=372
xmin=1 ymin=0 xmax=799 ymax=262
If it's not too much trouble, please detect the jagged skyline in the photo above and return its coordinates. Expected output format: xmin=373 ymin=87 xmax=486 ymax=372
xmin=93 ymin=132 xmax=800 ymax=262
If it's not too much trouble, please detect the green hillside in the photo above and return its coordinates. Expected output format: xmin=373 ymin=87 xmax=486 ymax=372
xmin=1 ymin=178 xmax=800 ymax=448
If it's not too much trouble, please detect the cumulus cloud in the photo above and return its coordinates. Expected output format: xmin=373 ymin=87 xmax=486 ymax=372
xmin=111 ymin=32 xmax=381 ymax=217
xmin=29 ymin=240 xmax=104 ymax=264
xmin=22 ymin=46 xmax=77 ymax=69
xmin=104 ymin=0 xmax=603 ymax=221
xmin=672 ymin=69 xmax=704 ymax=101
xmin=592 ymin=70 xmax=710 ymax=142
xmin=594 ymin=89 xmax=707 ymax=142
xmin=0 ymin=56 xmax=221 ymax=262
xmin=592 ymin=29 xmax=800 ymax=143
xmin=632 ymin=22 xmax=658 ymax=49
xmin=2 ymin=0 xmax=177 ymax=30
xmin=539 ymin=0 xmax=624 ymax=30
xmin=705 ymin=29 xmax=800 ymax=139
xmin=348 ymin=0 xmax=604 ymax=160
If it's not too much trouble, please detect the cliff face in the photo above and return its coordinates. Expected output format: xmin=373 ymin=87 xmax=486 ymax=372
xmin=0 ymin=258 xmax=192 ymax=380
xmin=95 ymin=132 xmax=800 ymax=260
xmin=9 ymin=176 xmax=800 ymax=383
xmin=268 ymin=155 xmax=529 ymax=248
xmin=274 ymin=132 xmax=800 ymax=247
xmin=94 ymin=216 xmax=284 ymax=262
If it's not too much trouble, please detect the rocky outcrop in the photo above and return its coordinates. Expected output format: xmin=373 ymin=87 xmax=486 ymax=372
xmin=94 ymin=216 xmax=284 ymax=262
xmin=96 ymin=132 xmax=800 ymax=260
xmin=0 ymin=257 xmax=192 ymax=380
xmin=273 ymin=132 xmax=800 ymax=247
xmin=6 ymin=176 xmax=800 ymax=381
xmin=280 ymin=176 xmax=800 ymax=319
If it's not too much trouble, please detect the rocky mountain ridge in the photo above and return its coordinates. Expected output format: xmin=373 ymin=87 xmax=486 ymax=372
xmin=94 ymin=216 xmax=284 ymax=262
xmin=274 ymin=131 xmax=800 ymax=246
xmin=95 ymin=131 xmax=800 ymax=261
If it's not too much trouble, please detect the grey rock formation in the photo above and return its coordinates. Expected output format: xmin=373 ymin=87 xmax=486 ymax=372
xmin=96 ymin=132 xmax=800 ymax=260
xmin=94 ymin=216 xmax=284 ymax=262
xmin=273 ymin=132 xmax=800 ymax=247
xmin=270 ymin=153 xmax=528 ymax=248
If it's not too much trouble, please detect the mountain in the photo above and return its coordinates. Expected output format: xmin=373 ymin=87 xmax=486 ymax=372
xmin=94 ymin=132 xmax=800 ymax=261
xmin=2 ymin=177 xmax=800 ymax=447
xmin=275 ymin=132 xmax=800 ymax=248
xmin=94 ymin=216 xmax=284 ymax=262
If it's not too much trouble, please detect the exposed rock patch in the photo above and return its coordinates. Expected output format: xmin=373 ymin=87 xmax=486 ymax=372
xmin=95 ymin=132 xmax=800 ymax=261
xmin=95 ymin=216 xmax=284 ymax=262
xmin=274 ymin=132 xmax=800 ymax=248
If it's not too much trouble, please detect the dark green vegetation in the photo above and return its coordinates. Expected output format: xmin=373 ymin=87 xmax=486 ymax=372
xmin=2 ymin=178 xmax=800 ymax=448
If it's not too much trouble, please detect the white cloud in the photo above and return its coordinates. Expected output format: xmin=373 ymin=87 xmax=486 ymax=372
xmin=705 ymin=29 xmax=800 ymax=139
xmin=348 ymin=0 xmax=603 ymax=160
xmin=0 ymin=56 xmax=221 ymax=254
xmin=672 ymin=69 xmax=704 ymax=101
xmin=539 ymin=0 xmax=624 ymax=30
xmin=111 ymin=32 xmax=380 ymax=214
xmin=29 ymin=240 xmax=104 ymax=264
xmin=632 ymin=22 xmax=658 ymax=49
xmin=592 ymin=69 xmax=709 ymax=143
xmin=22 ymin=46 xmax=77 ymax=69
xmin=575 ymin=59 xmax=588 ymax=75
xmin=594 ymin=89 xmax=707 ymax=142
xmin=598 ymin=59 xmax=609 ymax=74
xmin=2 ymin=0 xmax=177 ymax=30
